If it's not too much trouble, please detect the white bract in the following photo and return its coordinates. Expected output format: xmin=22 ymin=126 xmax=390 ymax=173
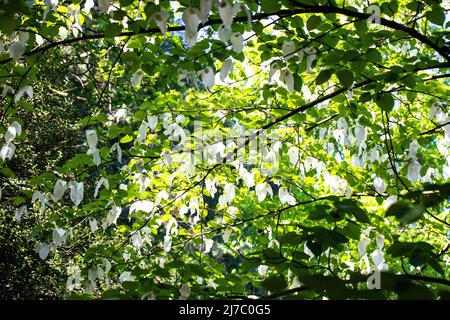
xmin=53 ymin=179 xmax=67 ymax=202
xmin=218 ymin=0 xmax=236 ymax=28
xmin=376 ymin=234 xmax=384 ymax=250
xmin=9 ymin=42 xmax=25 ymax=61
xmin=182 ymin=8 xmax=201 ymax=47
xmin=98 ymin=0 xmax=111 ymax=14
xmin=147 ymin=115 xmax=158 ymax=131
xmin=131 ymin=69 xmax=145 ymax=87
xmin=200 ymin=0 xmax=212 ymax=23
xmin=255 ymin=182 xmax=273 ymax=202
xmin=279 ymin=69 xmax=294 ymax=93
xmin=218 ymin=25 xmax=232 ymax=42
xmin=84 ymin=0 xmax=95 ymax=13
xmin=230 ymin=33 xmax=243 ymax=53
xmin=220 ymin=59 xmax=233 ymax=81
xmin=89 ymin=218 xmax=99 ymax=233
xmin=282 ymin=41 xmax=296 ymax=60
xmin=358 ymin=236 xmax=371 ymax=256
xmin=151 ymin=11 xmax=169 ymax=37
xmin=15 ymin=205 xmax=27 ymax=223
xmin=94 ymin=177 xmax=109 ymax=198
xmin=69 ymin=181 xmax=84 ymax=207
xmin=14 ymin=86 xmax=33 ymax=103
xmin=110 ymin=143 xmax=122 ymax=163
xmin=373 ymin=177 xmax=386 ymax=194
xmin=4 ymin=121 xmax=22 ymax=144
xmin=35 ymin=243 xmax=50 ymax=260
xmin=85 ymin=129 xmax=98 ymax=151
xmin=407 ymin=161 xmax=421 ymax=182
xmin=288 ymin=146 xmax=299 ymax=165
xmin=201 ymin=66 xmax=215 ymax=90
xmin=279 ymin=187 xmax=296 ymax=205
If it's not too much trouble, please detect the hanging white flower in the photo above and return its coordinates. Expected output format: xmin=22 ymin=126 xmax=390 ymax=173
xmin=222 ymin=227 xmax=232 ymax=242
xmin=371 ymin=249 xmax=387 ymax=271
xmin=14 ymin=86 xmax=33 ymax=103
xmin=164 ymin=235 xmax=172 ymax=252
xmin=151 ymin=11 xmax=169 ymax=37
xmin=89 ymin=218 xmax=99 ymax=233
xmin=230 ymin=33 xmax=244 ymax=53
xmin=408 ymin=140 xmax=419 ymax=160
xmin=179 ymin=284 xmax=190 ymax=299
xmin=200 ymin=0 xmax=212 ymax=24
xmin=52 ymin=227 xmax=66 ymax=246
xmin=407 ymin=160 xmax=421 ymax=182
xmin=203 ymin=238 xmax=214 ymax=254
xmin=201 ymin=66 xmax=215 ymax=90
xmin=279 ymin=187 xmax=296 ymax=205
xmin=354 ymin=125 xmax=366 ymax=145
xmin=9 ymin=41 xmax=26 ymax=61
xmin=358 ymin=236 xmax=371 ymax=256
xmin=384 ymin=195 xmax=397 ymax=209
xmin=88 ymin=148 xmax=101 ymax=166
xmin=268 ymin=62 xmax=280 ymax=82
xmin=376 ymin=234 xmax=384 ymax=250
xmin=282 ymin=40 xmax=296 ymax=60
xmin=98 ymin=0 xmax=111 ymax=14
xmin=218 ymin=25 xmax=232 ymax=42
xmin=53 ymin=179 xmax=67 ymax=202
xmin=94 ymin=177 xmax=109 ymax=198
xmin=4 ymin=121 xmax=22 ymax=143
xmin=182 ymin=7 xmax=201 ymax=47
xmin=131 ymin=69 xmax=145 ymax=87
xmin=220 ymin=59 xmax=233 ymax=81
xmin=110 ymin=143 xmax=122 ymax=163
xmin=58 ymin=26 xmax=68 ymax=40
xmin=35 ymin=242 xmax=50 ymax=260
xmin=161 ymin=150 xmax=172 ymax=167
xmin=106 ymin=204 xmax=121 ymax=226
xmin=279 ymin=69 xmax=294 ymax=93
xmin=84 ymin=0 xmax=95 ymax=13
xmin=85 ymin=129 xmax=98 ymax=151
xmin=373 ymin=177 xmax=386 ymax=194
xmin=288 ymin=146 xmax=299 ymax=165
xmin=205 ymin=179 xmax=217 ymax=198
xmin=218 ymin=0 xmax=240 ymax=28
xmin=119 ymin=271 xmax=133 ymax=283
xmin=255 ymin=182 xmax=273 ymax=202
xmin=258 ymin=265 xmax=269 ymax=275
xmin=175 ymin=114 xmax=186 ymax=124
xmin=130 ymin=200 xmax=155 ymax=214
xmin=0 ymin=143 xmax=16 ymax=161
xmin=147 ymin=115 xmax=158 ymax=131
xmin=15 ymin=205 xmax=27 ymax=223
xmin=32 ymin=191 xmax=47 ymax=214
xmin=69 ymin=181 xmax=84 ymax=207
xmin=138 ymin=121 xmax=148 ymax=143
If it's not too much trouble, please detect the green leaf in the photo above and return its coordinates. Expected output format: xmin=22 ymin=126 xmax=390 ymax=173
xmin=385 ymin=201 xmax=425 ymax=224
xmin=375 ymin=93 xmax=395 ymax=111
xmin=307 ymin=15 xmax=322 ymax=31
xmin=316 ymin=69 xmax=333 ymax=85
xmin=427 ymin=8 xmax=445 ymax=25
xmin=261 ymin=0 xmax=281 ymax=12
xmin=260 ymin=275 xmax=288 ymax=292
xmin=120 ymin=135 xmax=133 ymax=143
xmin=104 ymin=23 xmax=123 ymax=38
xmin=336 ymin=69 xmax=354 ymax=88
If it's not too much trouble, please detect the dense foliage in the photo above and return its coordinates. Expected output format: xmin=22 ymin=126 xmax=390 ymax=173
xmin=0 ymin=0 xmax=449 ymax=300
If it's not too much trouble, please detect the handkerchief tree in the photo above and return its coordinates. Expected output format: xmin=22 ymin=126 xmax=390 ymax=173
xmin=0 ymin=0 xmax=449 ymax=299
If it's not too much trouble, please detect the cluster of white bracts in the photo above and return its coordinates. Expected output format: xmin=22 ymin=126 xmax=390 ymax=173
xmin=358 ymin=232 xmax=388 ymax=274
xmin=1 ymin=121 xmax=22 ymax=161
